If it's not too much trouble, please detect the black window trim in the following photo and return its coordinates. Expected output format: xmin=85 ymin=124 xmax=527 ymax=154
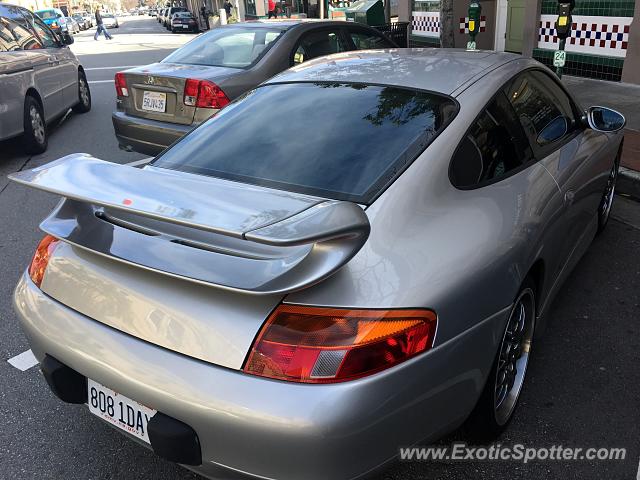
xmin=507 ymin=67 xmax=584 ymax=160
xmin=342 ymin=24 xmax=397 ymax=50
xmin=153 ymin=80 xmax=460 ymax=206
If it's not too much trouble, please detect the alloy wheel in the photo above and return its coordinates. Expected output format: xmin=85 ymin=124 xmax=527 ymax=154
xmin=494 ymin=288 xmax=535 ymax=426
xmin=30 ymin=105 xmax=45 ymax=145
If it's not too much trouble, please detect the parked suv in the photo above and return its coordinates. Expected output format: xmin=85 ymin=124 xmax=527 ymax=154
xmin=163 ymin=6 xmax=186 ymax=29
xmin=34 ymin=7 xmax=68 ymax=34
xmin=0 ymin=3 xmax=92 ymax=153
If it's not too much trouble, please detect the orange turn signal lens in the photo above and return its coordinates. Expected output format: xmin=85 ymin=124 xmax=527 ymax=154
xmin=244 ymin=305 xmax=437 ymax=383
xmin=28 ymin=235 xmax=60 ymax=288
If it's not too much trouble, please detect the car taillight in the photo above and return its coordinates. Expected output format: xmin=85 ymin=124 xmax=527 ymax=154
xmin=183 ymin=79 xmax=230 ymax=109
xmin=115 ymin=72 xmax=129 ymax=97
xmin=244 ymin=305 xmax=437 ymax=383
xmin=29 ymin=235 xmax=60 ymax=288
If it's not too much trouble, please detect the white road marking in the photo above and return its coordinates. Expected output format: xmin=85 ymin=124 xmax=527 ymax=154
xmin=85 ymin=66 xmax=138 ymax=71
xmin=7 ymin=349 xmax=38 ymax=371
xmin=88 ymin=79 xmax=115 ymax=84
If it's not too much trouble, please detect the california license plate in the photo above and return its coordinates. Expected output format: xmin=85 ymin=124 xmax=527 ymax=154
xmin=87 ymin=379 xmax=156 ymax=443
xmin=142 ymin=91 xmax=166 ymax=112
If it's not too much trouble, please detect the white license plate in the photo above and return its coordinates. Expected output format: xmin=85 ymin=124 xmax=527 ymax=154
xmin=141 ymin=91 xmax=166 ymax=112
xmin=88 ymin=379 xmax=156 ymax=443
xmin=182 ymin=24 xmax=188 ymax=28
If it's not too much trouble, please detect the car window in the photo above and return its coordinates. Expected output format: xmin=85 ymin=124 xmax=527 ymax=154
xmin=0 ymin=14 xmax=42 ymax=50
xmin=293 ymin=29 xmax=346 ymax=65
xmin=348 ymin=29 xmax=393 ymax=49
xmin=162 ymin=27 xmax=284 ymax=68
xmin=153 ymin=82 xmax=458 ymax=204
xmin=35 ymin=9 xmax=58 ymax=20
xmin=450 ymin=92 xmax=534 ymax=188
xmin=504 ymin=71 xmax=577 ymax=150
xmin=25 ymin=14 xmax=59 ymax=48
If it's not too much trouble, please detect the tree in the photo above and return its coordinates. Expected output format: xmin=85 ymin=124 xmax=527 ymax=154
xmin=440 ymin=0 xmax=455 ymax=48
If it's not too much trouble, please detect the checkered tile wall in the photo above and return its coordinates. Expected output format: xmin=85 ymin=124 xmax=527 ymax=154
xmin=538 ymin=14 xmax=632 ymax=58
xmin=412 ymin=11 xmax=440 ymax=37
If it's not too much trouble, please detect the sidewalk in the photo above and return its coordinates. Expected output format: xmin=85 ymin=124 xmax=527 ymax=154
xmin=563 ymin=76 xmax=640 ymax=198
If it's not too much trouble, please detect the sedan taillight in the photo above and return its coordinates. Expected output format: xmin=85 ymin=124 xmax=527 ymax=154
xmin=115 ymin=72 xmax=129 ymax=97
xmin=183 ymin=78 xmax=230 ymax=109
xmin=29 ymin=235 xmax=60 ymax=288
xmin=244 ymin=305 xmax=437 ymax=383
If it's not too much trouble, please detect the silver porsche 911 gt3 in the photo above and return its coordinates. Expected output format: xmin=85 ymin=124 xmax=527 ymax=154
xmin=11 ymin=49 xmax=625 ymax=480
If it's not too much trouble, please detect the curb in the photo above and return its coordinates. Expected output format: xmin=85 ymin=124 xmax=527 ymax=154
xmin=618 ymin=167 xmax=640 ymax=201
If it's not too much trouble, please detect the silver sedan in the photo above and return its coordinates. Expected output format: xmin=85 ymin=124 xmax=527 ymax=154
xmin=11 ymin=49 xmax=624 ymax=480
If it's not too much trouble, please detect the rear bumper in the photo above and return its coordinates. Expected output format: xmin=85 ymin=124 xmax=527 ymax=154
xmin=112 ymin=110 xmax=193 ymax=156
xmin=14 ymin=272 xmax=508 ymax=480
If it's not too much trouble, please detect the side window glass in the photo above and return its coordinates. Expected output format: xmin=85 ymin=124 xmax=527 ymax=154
xmin=504 ymin=71 xmax=576 ymax=148
xmin=293 ymin=29 xmax=345 ymax=65
xmin=349 ymin=30 xmax=392 ymax=50
xmin=0 ymin=14 xmax=41 ymax=50
xmin=27 ymin=14 xmax=59 ymax=48
xmin=450 ymin=93 xmax=533 ymax=188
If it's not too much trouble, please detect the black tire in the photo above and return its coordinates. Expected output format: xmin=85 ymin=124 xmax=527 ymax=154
xmin=465 ymin=277 xmax=536 ymax=443
xmin=22 ymin=95 xmax=47 ymax=154
xmin=72 ymin=71 xmax=91 ymax=114
xmin=596 ymin=143 xmax=622 ymax=234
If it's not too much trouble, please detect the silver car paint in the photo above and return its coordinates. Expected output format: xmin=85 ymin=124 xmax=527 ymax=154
xmin=0 ymin=5 xmax=81 ymax=140
xmin=12 ymin=50 xmax=623 ymax=479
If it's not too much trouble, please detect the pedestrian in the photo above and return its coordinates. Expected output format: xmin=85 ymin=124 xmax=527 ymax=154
xmin=94 ymin=7 xmax=113 ymax=40
xmin=223 ymin=0 xmax=233 ymax=20
xmin=267 ymin=0 xmax=277 ymax=19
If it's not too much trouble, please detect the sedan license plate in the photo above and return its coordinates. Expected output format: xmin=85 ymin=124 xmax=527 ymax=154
xmin=142 ymin=91 xmax=166 ymax=112
xmin=88 ymin=379 xmax=156 ymax=443
xmin=182 ymin=24 xmax=188 ymax=28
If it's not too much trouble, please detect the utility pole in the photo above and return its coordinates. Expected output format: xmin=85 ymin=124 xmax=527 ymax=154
xmin=439 ymin=0 xmax=454 ymax=47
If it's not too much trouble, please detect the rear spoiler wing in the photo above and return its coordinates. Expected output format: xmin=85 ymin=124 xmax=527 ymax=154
xmin=9 ymin=154 xmax=370 ymax=295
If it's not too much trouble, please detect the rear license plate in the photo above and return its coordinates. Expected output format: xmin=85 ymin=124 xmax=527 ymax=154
xmin=142 ymin=91 xmax=166 ymax=112
xmin=182 ymin=24 xmax=188 ymax=28
xmin=88 ymin=379 xmax=156 ymax=443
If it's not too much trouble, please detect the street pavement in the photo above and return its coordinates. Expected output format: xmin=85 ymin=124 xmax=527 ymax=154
xmin=0 ymin=16 xmax=639 ymax=480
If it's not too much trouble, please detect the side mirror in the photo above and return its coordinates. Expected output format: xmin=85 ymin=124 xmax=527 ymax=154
xmin=586 ymin=106 xmax=625 ymax=133
xmin=61 ymin=32 xmax=74 ymax=45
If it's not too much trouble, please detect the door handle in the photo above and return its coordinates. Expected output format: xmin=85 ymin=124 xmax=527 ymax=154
xmin=564 ymin=190 xmax=575 ymax=206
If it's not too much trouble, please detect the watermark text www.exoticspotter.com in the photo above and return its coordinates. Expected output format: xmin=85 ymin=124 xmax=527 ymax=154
xmin=399 ymin=444 xmax=627 ymax=464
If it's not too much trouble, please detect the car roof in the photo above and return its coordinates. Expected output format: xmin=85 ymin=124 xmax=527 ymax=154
xmin=265 ymin=48 xmax=522 ymax=96
xmin=235 ymin=19 xmax=360 ymax=30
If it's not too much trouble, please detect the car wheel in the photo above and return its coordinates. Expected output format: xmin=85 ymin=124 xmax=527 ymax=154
xmin=465 ymin=278 xmax=536 ymax=442
xmin=72 ymin=71 xmax=91 ymax=114
xmin=597 ymin=143 xmax=622 ymax=234
xmin=22 ymin=95 xmax=47 ymax=154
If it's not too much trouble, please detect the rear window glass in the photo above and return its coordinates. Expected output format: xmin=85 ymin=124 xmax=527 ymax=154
xmin=153 ymin=82 xmax=458 ymax=204
xmin=161 ymin=27 xmax=284 ymax=68
xmin=35 ymin=10 xmax=56 ymax=19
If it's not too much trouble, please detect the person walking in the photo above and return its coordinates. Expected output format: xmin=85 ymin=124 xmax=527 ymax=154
xmin=94 ymin=7 xmax=113 ymax=40
xmin=223 ymin=0 xmax=233 ymax=20
xmin=267 ymin=0 xmax=277 ymax=19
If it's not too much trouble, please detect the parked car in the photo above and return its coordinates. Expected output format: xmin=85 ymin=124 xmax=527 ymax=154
xmin=149 ymin=8 xmax=157 ymax=16
xmin=65 ymin=15 xmax=80 ymax=33
xmin=170 ymin=11 xmax=198 ymax=33
xmin=81 ymin=11 xmax=93 ymax=27
xmin=10 ymin=48 xmax=625 ymax=480
xmin=112 ymin=20 xmax=396 ymax=154
xmin=157 ymin=7 xmax=166 ymax=23
xmin=101 ymin=12 xmax=118 ymax=28
xmin=0 ymin=2 xmax=91 ymax=153
xmin=71 ymin=12 xmax=90 ymax=29
xmin=163 ymin=6 xmax=187 ymax=28
xmin=34 ymin=7 xmax=68 ymax=34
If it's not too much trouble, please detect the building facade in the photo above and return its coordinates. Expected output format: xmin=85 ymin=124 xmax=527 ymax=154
xmin=406 ymin=0 xmax=639 ymax=83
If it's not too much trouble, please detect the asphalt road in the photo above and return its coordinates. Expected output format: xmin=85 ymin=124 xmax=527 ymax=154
xmin=0 ymin=16 xmax=639 ymax=480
